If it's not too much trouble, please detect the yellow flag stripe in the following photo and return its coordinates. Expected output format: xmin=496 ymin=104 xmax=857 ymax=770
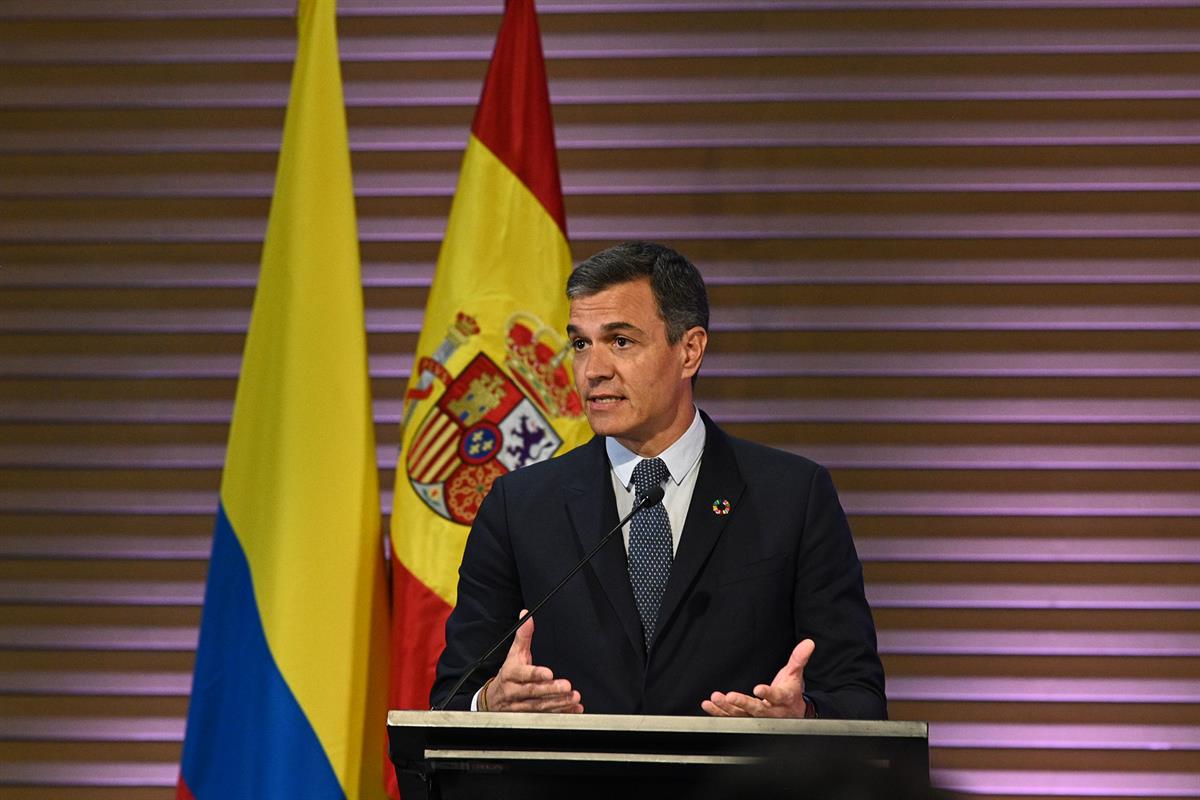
xmin=391 ymin=133 xmax=591 ymax=607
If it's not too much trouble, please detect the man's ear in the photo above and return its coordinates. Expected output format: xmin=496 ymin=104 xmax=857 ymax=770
xmin=680 ymin=326 xmax=708 ymax=379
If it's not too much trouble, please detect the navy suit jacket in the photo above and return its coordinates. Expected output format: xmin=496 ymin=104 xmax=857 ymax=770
xmin=431 ymin=411 xmax=886 ymax=719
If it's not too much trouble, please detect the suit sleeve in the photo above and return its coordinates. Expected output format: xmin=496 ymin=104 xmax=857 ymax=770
xmin=794 ymin=465 xmax=888 ymax=720
xmin=429 ymin=476 xmax=524 ymax=710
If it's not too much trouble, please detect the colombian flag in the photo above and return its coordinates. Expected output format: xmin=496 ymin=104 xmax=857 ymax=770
xmin=177 ymin=1 xmax=388 ymax=798
xmin=387 ymin=0 xmax=590 ymax=728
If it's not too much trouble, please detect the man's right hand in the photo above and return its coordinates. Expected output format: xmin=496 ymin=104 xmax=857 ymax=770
xmin=480 ymin=610 xmax=583 ymax=713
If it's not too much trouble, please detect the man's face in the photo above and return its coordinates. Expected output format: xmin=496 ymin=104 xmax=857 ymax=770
xmin=567 ymin=278 xmax=705 ymax=456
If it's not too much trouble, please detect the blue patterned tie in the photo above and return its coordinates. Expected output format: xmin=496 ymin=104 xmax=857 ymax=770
xmin=628 ymin=457 xmax=673 ymax=652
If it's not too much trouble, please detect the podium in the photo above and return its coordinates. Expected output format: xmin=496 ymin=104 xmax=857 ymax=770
xmin=388 ymin=710 xmax=928 ymax=799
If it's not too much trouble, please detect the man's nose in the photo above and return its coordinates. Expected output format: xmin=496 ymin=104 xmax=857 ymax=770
xmin=583 ymin=346 xmax=613 ymax=381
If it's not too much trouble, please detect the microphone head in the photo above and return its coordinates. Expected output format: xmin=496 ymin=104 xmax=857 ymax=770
xmin=640 ymin=484 xmax=666 ymax=508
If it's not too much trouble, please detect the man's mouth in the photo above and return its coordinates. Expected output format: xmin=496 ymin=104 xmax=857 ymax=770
xmin=587 ymin=394 xmax=624 ymax=405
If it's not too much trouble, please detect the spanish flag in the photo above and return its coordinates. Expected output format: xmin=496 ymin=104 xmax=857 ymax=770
xmin=387 ymin=0 xmax=590 ymax=725
xmin=177 ymin=1 xmax=388 ymax=798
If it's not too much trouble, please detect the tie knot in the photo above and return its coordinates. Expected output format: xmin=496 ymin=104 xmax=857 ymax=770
xmin=631 ymin=457 xmax=670 ymax=498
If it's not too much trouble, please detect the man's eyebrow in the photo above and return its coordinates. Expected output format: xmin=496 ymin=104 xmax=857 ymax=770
xmin=566 ymin=321 xmax=644 ymax=337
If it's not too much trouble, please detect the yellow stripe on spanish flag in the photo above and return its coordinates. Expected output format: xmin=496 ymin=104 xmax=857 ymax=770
xmin=386 ymin=0 xmax=590 ymax=745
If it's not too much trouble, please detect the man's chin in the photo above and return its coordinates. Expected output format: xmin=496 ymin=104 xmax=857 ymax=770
xmin=585 ymin=417 xmax=615 ymax=437
xmin=583 ymin=408 xmax=628 ymax=438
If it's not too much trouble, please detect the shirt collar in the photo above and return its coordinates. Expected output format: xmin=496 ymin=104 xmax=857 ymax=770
xmin=606 ymin=407 xmax=706 ymax=489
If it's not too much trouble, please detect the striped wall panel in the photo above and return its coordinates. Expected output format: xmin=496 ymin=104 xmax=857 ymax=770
xmin=1 ymin=2 xmax=1197 ymax=798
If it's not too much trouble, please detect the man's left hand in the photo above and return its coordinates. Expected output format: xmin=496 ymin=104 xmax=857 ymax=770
xmin=701 ymin=639 xmax=815 ymax=718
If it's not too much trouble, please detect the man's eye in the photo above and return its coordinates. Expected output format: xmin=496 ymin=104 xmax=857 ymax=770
xmin=571 ymin=339 xmax=587 ymax=350
xmin=614 ymin=336 xmax=630 ymax=348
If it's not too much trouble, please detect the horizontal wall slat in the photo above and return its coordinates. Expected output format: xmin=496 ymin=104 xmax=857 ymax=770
xmin=0 ymin=631 xmax=197 ymax=653
xmin=888 ymin=676 xmax=1200 ymax=703
xmin=878 ymin=631 xmax=1200 ymax=656
xmin=0 ymin=0 xmax=1191 ymax=18
xmin=0 ymin=582 xmax=204 ymax=605
xmin=6 ymin=8 xmax=1200 ymax=65
xmin=931 ymin=723 xmax=1200 ymax=750
xmin=0 ymin=672 xmax=190 ymax=694
xmin=2 ymin=489 xmax=1198 ymax=518
xmin=2 ymin=258 xmax=1197 ymax=288
xmin=2 ymin=628 xmax=1195 ymax=658
xmin=12 ymin=530 xmax=1186 ymax=564
xmin=0 ymin=762 xmax=175 ymax=788
xmin=6 ymin=352 xmax=1200 ymax=379
xmin=6 ymin=170 xmax=1200 ymax=199
xmin=6 ymin=443 xmax=1200 ymax=471
xmin=3 ymin=210 xmax=1198 ymax=243
xmin=0 ymin=717 xmax=183 ymax=742
xmin=6 ymin=104 xmax=1200 ymax=153
xmin=870 ymin=584 xmax=1199 ymax=610
xmin=932 ymin=769 xmax=1200 ymax=799
xmin=4 ymin=630 xmax=1175 ymax=658
xmin=6 ymin=305 xmax=1200 ymax=333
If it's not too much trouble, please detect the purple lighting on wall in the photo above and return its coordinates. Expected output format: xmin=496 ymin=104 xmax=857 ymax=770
xmin=934 ymin=769 xmax=1200 ymax=798
xmin=1 ymin=4 xmax=1196 ymax=799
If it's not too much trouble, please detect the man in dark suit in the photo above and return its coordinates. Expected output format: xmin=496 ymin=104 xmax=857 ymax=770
xmin=431 ymin=242 xmax=886 ymax=719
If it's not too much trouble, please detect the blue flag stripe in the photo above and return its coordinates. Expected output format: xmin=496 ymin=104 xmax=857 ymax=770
xmin=179 ymin=504 xmax=344 ymax=800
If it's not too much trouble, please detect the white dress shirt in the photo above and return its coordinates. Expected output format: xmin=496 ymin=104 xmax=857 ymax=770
xmin=606 ymin=407 xmax=706 ymax=555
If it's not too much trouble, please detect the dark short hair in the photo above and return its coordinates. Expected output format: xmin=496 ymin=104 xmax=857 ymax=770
xmin=566 ymin=241 xmax=709 ymax=344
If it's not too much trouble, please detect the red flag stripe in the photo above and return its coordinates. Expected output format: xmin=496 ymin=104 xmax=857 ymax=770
xmin=470 ymin=0 xmax=567 ymax=236
xmin=389 ymin=559 xmax=452 ymax=709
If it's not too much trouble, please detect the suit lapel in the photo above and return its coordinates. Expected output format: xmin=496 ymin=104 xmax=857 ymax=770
xmin=564 ymin=436 xmax=645 ymax=659
xmin=655 ymin=412 xmax=746 ymax=643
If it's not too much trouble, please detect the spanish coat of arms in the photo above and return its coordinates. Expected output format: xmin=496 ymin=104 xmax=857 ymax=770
xmin=403 ymin=312 xmax=583 ymax=525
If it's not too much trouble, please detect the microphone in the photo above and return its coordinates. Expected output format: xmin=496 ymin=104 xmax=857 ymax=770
xmin=433 ymin=483 xmax=667 ymax=711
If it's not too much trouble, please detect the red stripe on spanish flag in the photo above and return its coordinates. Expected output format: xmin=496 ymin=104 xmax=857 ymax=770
xmin=386 ymin=2 xmax=591 ymax=794
xmin=471 ymin=0 xmax=566 ymax=234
